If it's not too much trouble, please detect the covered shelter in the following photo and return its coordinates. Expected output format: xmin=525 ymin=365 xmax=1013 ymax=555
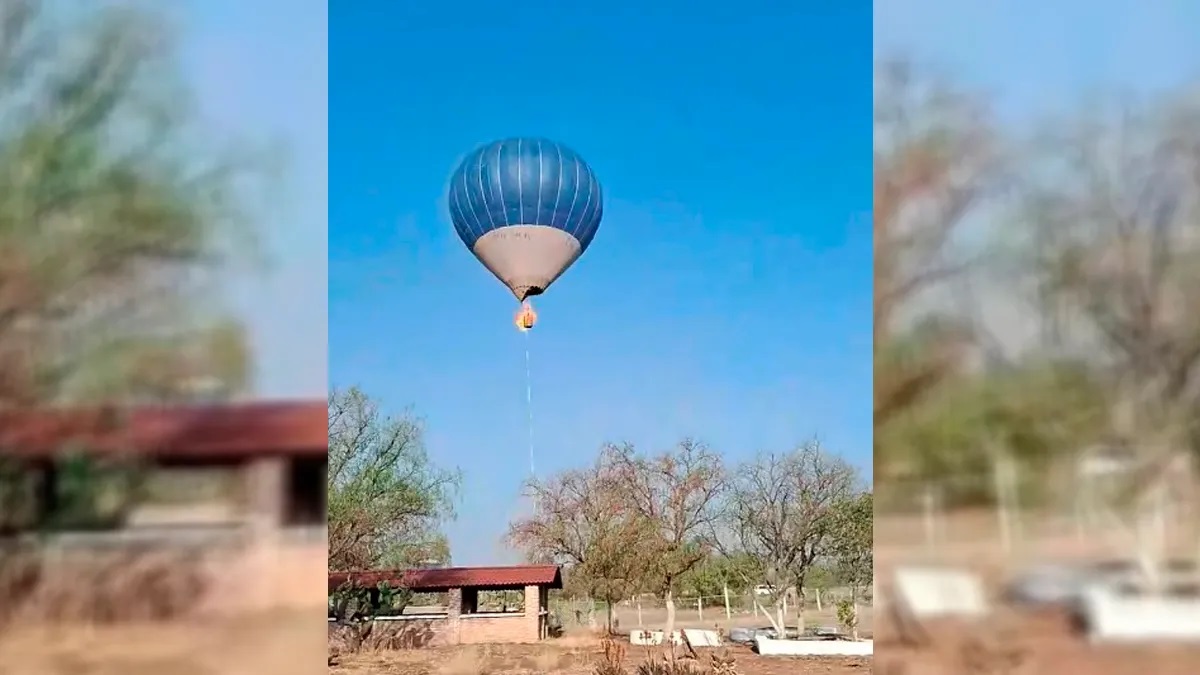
xmin=329 ymin=564 xmax=563 ymax=645
xmin=0 ymin=400 xmax=327 ymax=534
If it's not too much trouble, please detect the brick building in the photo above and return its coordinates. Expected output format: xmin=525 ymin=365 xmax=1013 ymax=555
xmin=0 ymin=399 xmax=327 ymax=534
xmin=329 ymin=564 xmax=563 ymax=646
xmin=0 ymin=399 xmax=329 ymax=612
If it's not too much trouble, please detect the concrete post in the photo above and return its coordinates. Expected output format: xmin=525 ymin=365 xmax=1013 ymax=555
xmin=524 ymin=584 xmax=541 ymax=642
xmin=243 ymin=456 xmax=286 ymax=611
xmin=244 ymin=456 xmax=287 ymax=534
xmin=447 ymin=588 xmax=463 ymax=644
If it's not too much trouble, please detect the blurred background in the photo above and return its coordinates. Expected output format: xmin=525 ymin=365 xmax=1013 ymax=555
xmin=875 ymin=1 xmax=1200 ymax=673
xmin=0 ymin=1 xmax=326 ymax=673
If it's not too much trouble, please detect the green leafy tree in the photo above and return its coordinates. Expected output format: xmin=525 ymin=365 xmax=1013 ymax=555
xmin=879 ymin=359 xmax=1108 ymax=506
xmin=829 ymin=491 xmax=872 ymax=639
xmin=678 ymin=552 xmax=758 ymax=605
xmin=0 ymin=1 xmax=275 ymax=532
xmin=327 ymin=387 xmax=460 ymax=571
xmin=0 ymin=1 xmax=269 ymax=407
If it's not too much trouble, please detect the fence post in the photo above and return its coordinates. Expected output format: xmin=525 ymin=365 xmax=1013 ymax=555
xmin=697 ymin=597 xmax=703 ymax=622
xmin=815 ymin=588 xmax=822 ymax=612
xmin=722 ymin=584 xmax=731 ymax=620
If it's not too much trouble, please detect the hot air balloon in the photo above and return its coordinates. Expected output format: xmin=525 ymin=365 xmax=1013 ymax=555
xmin=447 ymin=138 xmax=603 ymax=329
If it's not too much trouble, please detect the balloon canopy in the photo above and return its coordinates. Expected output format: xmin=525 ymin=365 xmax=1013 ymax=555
xmin=448 ymin=138 xmax=603 ymax=301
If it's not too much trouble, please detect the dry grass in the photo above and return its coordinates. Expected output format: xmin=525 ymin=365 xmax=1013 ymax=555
xmin=0 ymin=545 xmax=206 ymax=624
xmin=425 ymin=644 xmax=580 ymax=675
xmin=330 ymin=634 xmax=872 ymax=674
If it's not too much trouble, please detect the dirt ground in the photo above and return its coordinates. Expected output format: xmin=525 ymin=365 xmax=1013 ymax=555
xmin=875 ymin=510 xmax=1200 ymax=674
xmin=0 ymin=540 xmax=328 ymax=675
xmin=0 ymin=612 xmax=328 ymax=675
xmin=330 ymin=638 xmax=871 ymax=675
xmin=875 ymin=612 xmax=1200 ymax=675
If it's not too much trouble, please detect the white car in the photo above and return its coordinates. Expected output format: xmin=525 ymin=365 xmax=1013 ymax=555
xmin=753 ymin=584 xmax=777 ymax=596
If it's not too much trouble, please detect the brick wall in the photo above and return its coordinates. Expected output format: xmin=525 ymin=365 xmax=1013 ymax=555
xmin=328 ymin=583 xmax=556 ymax=648
xmin=358 ymin=584 xmax=547 ymax=645
xmin=203 ymin=536 xmax=327 ymax=613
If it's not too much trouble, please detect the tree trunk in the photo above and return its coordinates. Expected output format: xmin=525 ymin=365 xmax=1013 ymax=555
xmin=794 ymin=581 xmax=807 ymax=637
xmin=664 ymin=588 xmax=677 ymax=648
xmin=852 ymin=600 xmax=860 ymax=640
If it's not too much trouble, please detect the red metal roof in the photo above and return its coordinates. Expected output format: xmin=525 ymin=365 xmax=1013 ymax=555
xmin=329 ymin=565 xmax=563 ymax=592
xmin=0 ymin=400 xmax=326 ymax=459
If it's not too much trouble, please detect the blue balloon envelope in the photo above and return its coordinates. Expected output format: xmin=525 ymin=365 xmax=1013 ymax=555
xmin=448 ymin=138 xmax=603 ymax=301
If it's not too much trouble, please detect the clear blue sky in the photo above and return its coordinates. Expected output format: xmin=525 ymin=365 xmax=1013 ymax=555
xmin=330 ymin=1 xmax=872 ymax=564
xmin=180 ymin=1 xmax=328 ymax=398
xmin=875 ymin=0 xmax=1200 ymax=123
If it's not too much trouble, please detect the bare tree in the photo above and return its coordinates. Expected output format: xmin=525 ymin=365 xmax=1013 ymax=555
xmin=606 ymin=439 xmax=725 ymax=642
xmin=507 ymin=455 xmax=654 ymax=632
xmin=327 ymin=387 xmax=460 ymax=570
xmin=723 ymin=441 xmax=859 ymax=634
xmin=1017 ymin=93 xmax=1200 ymax=587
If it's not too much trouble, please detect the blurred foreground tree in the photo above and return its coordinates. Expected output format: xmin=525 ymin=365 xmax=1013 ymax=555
xmin=0 ymin=0 xmax=279 ymax=532
xmin=878 ymin=358 xmax=1110 ymax=504
xmin=0 ymin=0 xmax=273 ymax=405
xmin=721 ymin=441 xmax=859 ymax=634
xmin=1018 ymin=94 xmax=1200 ymax=461
xmin=327 ymin=387 xmax=460 ymax=570
xmin=873 ymin=58 xmax=999 ymax=441
xmin=1012 ymin=93 xmax=1200 ymax=587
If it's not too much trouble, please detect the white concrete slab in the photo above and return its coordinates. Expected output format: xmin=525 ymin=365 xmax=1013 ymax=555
xmin=682 ymin=628 xmax=722 ymax=647
xmin=755 ymin=636 xmax=873 ymax=656
xmin=1084 ymin=586 xmax=1200 ymax=643
xmin=893 ymin=566 xmax=989 ymax=618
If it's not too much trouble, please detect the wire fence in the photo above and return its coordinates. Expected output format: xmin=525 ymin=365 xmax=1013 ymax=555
xmin=876 ymin=457 xmax=1200 ymax=569
xmin=551 ymin=586 xmax=873 ymax=631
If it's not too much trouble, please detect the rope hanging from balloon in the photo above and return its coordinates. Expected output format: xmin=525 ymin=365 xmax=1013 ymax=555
xmin=523 ymin=328 xmax=535 ymax=479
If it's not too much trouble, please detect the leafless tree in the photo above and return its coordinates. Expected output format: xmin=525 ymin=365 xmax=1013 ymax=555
xmin=722 ymin=441 xmax=859 ymax=634
xmin=605 ymin=439 xmax=726 ymax=641
xmin=507 ymin=454 xmax=654 ymax=632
